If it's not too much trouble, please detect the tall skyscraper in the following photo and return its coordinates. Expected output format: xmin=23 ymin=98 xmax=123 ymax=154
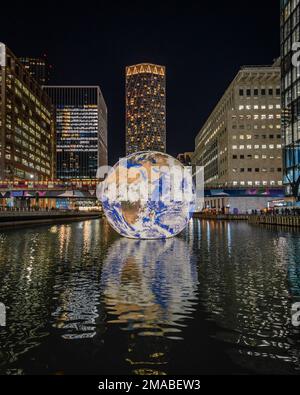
xmin=281 ymin=0 xmax=300 ymax=199
xmin=193 ymin=62 xmax=282 ymax=189
xmin=44 ymin=86 xmax=107 ymax=180
xmin=0 ymin=43 xmax=56 ymax=181
xmin=126 ymin=63 xmax=166 ymax=156
xmin=19 ymin=55 xmax=51 ymax=85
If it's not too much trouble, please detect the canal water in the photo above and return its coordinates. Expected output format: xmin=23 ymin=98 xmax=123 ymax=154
xmin=0 ymin=219 xmax=300 ymax=375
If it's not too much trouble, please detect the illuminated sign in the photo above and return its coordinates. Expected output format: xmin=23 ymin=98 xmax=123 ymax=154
xmin=0 ymin=43 xmax=6 ymax=67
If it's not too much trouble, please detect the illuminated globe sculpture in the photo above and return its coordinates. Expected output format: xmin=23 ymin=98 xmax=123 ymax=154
xmin=98 ymin=152 xmax=195 ymax=240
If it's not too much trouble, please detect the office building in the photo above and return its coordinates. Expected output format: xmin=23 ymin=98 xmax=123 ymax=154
xmin=193 ymin=61 xmax=283 ymax=189
xmin=44 ymin=86 xmax=107 ymax=180
xmin=19 ymin=55 xmax=51 ymax=85
xmin=177 ymin=152 xmax=193 ymax=166
xmin=0 ymin=43 xmax=56 ymax=181
xmin=126 ymin=63 xmax=166 ymax=155
xmin=281 ymin=0 xmax=300 ymax=199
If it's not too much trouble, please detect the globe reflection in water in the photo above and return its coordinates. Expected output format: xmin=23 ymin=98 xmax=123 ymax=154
xmin=101 ymin=237 xmax=198 ymax=339
xmin=100 ymin=152 xmax=195 ymax=240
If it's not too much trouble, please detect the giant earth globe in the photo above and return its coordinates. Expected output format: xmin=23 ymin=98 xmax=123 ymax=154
xmin=99 ymin=151 xmax=195 ymax=240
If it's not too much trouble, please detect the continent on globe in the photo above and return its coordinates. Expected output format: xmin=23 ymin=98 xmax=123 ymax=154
xmin=99 ymin=151 xmax=195 ymax=240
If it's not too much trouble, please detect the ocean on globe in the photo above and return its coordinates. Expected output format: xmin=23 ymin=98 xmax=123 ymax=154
xmin=99 ymin=152 xmax=195 ymax=240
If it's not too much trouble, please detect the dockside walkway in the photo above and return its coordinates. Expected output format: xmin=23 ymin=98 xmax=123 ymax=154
xmin=194 ymin=213 xmax=300 ymax=228
xmin=248 ymin=215 xmax=300 ymax=227
xmin=0 ymin=210 xmax=102 ymax=229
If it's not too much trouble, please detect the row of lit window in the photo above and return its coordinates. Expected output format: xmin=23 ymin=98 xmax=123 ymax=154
xmin=232 ymin=154 xmax=281 ymax=160
xmin=232 ymin=114 xmax=281 ymax=120
xmin=232 ymin=124 xmax=281 ymax=130
xmin=232 ymin=181 xmax=283 ymax=186
xmin=232 ymin=144 xmax=282 ymax=150
xmin=4 ymin=154 xmax=50 ymax=172
xmin=233 ymin=134 xmax=282 ymax=140
xmin=238 ymin=104 xmax=281 ymax=111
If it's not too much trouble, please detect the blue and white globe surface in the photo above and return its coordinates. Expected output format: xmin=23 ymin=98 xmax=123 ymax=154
xmin=100 ymin=151 xmax=195 ymax=240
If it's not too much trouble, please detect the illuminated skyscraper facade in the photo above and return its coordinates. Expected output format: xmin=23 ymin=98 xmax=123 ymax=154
xmin=0 ymin=43 xmax=56 ymax=181
xmin=126 ymin=63 xmax=166 ymax=155
xmin=193 ymin=62 xmax=282 ymax=189
xmin=281 ymin=0 xmax=300 ymax=198
xmin=44 ymin=86 xmax=107 ymax=180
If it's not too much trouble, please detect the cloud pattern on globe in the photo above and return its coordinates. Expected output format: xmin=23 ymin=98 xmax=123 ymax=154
xmin=100 ymin=152 xmax=195 ymax=240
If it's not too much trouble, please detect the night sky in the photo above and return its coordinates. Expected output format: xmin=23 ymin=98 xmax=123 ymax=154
xmin=1 ymin=0 xmax=280 ymax=165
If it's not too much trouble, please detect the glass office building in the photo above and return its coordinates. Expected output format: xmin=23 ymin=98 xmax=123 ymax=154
xmin=281 ymin=0 xmax=300 ymax=198
xmin=0 ymin=43 xmax=56 ymax=181
xmin=126 ymin=63 xmax=166 ymax=156
xmin=44 ymin=86 xmax=107 ymax=180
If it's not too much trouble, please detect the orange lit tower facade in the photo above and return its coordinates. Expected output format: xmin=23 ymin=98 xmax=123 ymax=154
xmin=126 ymin=63 xmax=166 ymax=156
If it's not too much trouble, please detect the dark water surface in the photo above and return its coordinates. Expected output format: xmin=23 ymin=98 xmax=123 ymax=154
xmin=0 ymin=219 xmax=300 ymax=375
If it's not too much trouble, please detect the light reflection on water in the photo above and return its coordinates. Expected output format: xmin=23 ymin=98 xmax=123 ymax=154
xmin=0 ymin=219 xmax=299 ymax=374
xmin=101 ymin=238 xmax=198 ymax=338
